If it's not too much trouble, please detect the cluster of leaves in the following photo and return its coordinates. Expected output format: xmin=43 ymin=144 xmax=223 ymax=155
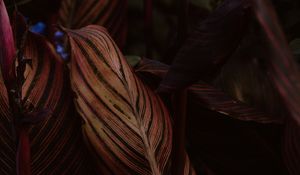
xmin=1 ymin=0 xmax=300 ymax=175
xmin=1 ymin=0 xmax=194 ymax=174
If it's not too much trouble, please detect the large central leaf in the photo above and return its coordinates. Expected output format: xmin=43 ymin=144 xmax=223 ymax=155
xmin=66 ymin=25 xmax=195 ymax=174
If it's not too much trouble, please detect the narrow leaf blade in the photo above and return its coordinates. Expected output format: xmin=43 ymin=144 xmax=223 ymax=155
xmin=0 ymin=0 xmax=16 ymax=86
xmin=136 ymin=58 xmax=280 ymax=124
xmin=252 ymin=0 xmax=300 ymax=174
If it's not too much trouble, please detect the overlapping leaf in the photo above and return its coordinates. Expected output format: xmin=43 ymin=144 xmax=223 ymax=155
xmin=135 ymin=58 xmax=280 ymax=124
xmin=0 ymin=61 xmax=14 ymax=173
xmin=65 ymin=25 xmax=195 ymax=175
xmin=0 ymin=2 xmax=19 ymax=173
xmin=252 ymin=0 xmax=300 ymax=174
xmin=0 ymin=11 xmax=97 ymax=172
xmin=135 ymin=58 xmax=288 ymax=174
xmin=22 ymin=32 xmax=97 ymax=174
xmin=158 ymin=0 xmax=250 ymax=92
xmin=59 ymin=0 xmax=127 ymax=48
xmin=0 ymin=0 xmax=15 ymax=86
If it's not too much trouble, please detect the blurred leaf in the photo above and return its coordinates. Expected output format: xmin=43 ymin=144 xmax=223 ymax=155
xmin=158 ymin=0 xmax=251 ymax=92
xmin=289 ymin=38 xmax=300 ymax=57
xmin=135 ymin=58 xmax=282 ymax=124
xmin=59 ymin=0 xmax=128 ymax=48
xmin=135 ymin=58 xmax=288 ymax=175
xmin=214 ymin=30 xmax=288 ymax=123
xmin=272 ymin=0 xmax=300 ymax=40
xmin=125 ymin=55 xmax=141 ymax=67
xmin=65 ymin=25 xmax=195 ymax=174
xmin=190 ymin=0 xmax=222 ymax=11
xmin=252 ymin=0 xmax=300 ymax=174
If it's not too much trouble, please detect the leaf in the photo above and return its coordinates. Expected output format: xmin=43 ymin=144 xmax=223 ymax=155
xmin=125 ymin=55 xmax=141 ymax=67
xmin=252 ymin=0 xmax=300 ymax=174
xmin=213 ymin=30 xmax=289 ymax=124
xmin=135 ymin=58 xmax=288 ymax=175
xmin=0 ymin=20 xmax=97 ymax=174
xmin=0 ymin=0 xmax=16 ymax=86
xmin=0 ymin=62 xmax=14 ymax=175
xmin=20 ymin=32 xmax=97 ymax=174
xmin=135 ymin=58 xmax=281 ymax=124
xmin=59 ymin=0 xmax=128 ymax=48
xmin=65 ymin=25 xmax=195 ymax=175
xmin=158 ymin=0 xmax=251 ymax=92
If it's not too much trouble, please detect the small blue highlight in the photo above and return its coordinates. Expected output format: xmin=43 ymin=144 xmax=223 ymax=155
xmin=29 ymin=22 xmax=46 ymax=34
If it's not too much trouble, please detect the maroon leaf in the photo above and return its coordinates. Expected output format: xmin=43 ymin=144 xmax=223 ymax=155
xmin=252 ymin=0 xmax=300 ymax=174
xmin=158 ymin=0 xmax=251 ymax=92
xmin=135 ymin=58 xmax=288 ymax=174
xmin=0 ymin=12 xmax=97 ymax=173
xmin=22 ymin=32 xmax=97 ymax=174
xmin=16 ymin=126 xmax=30 ymax=175
xmin=136 ymin=58 xmax=280 ymax=124
xmin=0 ymin=0 xmax=16 ymax=87
xmin=58 ymin=0 xmax=128 ymax=48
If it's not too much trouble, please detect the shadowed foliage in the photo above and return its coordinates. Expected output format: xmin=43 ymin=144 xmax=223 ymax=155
xmin=59 ymin=0 xmax=128 ymax=48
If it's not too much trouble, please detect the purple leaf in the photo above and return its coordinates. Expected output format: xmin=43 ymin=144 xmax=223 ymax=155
xmin=158 ymin=0 xmax=251 ymax=92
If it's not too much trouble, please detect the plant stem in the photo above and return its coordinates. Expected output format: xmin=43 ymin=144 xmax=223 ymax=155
xmin=171 ymin=88 xmax=188 ymax=175
xmin=8 ymin=16 xmax=32 ymax=174
xmin=16 ymin=126 xmax=31 ymax=175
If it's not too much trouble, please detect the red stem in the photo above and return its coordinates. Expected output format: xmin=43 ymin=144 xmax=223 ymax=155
xmin=16 ymin=126 xmax=31 ymax=175
xmin=171 ymin=89 xmax=188 ymax=175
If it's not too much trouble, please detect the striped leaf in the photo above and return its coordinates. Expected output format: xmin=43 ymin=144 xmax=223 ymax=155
xmin=20 ymin=32 xmax=97 ymax=174
xmin=65 ymin=25 xmax=195 ymax=174
xmin=59 ymin=0 xmax=127 ymax=48
xmin=0 ymin=58 xmax=15 ymax=174
xmin=0 ymin=29 xmax=97 ymax=174
xmin=135 ymin=58 xmax=280 ymax=124
xmin=135 ymin=58 xmax=287 ymax=174
xmin=0 ymin=2 xmax=18 ymax=173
